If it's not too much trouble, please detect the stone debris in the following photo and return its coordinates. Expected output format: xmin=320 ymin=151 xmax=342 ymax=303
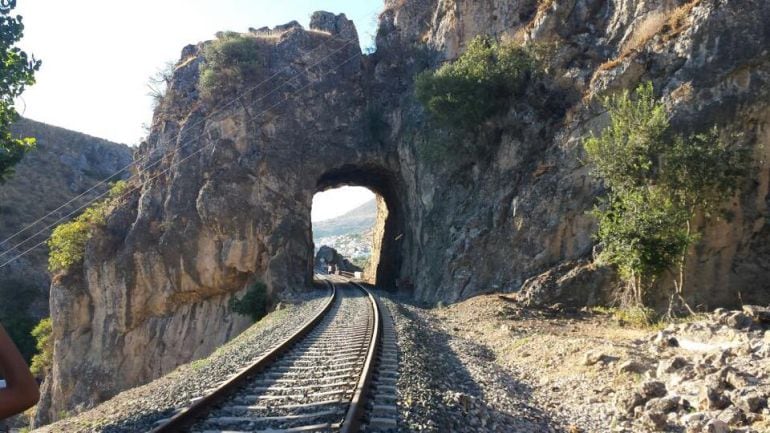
xmin=743 ymin=305 xmax=770 ymax=324
xmin=610 ymin=310 xmax=770 ymax=433
xmin=400 ymin=292 xmax=770 ymax=433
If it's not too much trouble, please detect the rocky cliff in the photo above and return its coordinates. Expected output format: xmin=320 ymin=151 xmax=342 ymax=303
xmin=38 ymin=0 xmax=770 ymax=423
xmin=0 ymin=118 xmax=131 ymax=358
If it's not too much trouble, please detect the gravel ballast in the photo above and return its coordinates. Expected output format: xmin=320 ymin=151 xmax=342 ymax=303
xmin=378 ymin=294 xmax=564 ymax=433
xmin=32 ymin=289 xmax=330 ymax=433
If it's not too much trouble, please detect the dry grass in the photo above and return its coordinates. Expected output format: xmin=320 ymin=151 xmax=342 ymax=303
xmin=597 ymin=10 xmax=667 ymax=71
xmin=596 ymin=0 xmax=701 ymax=72
xmin=537 ymin=0 xmax=555 ymax=16
xmin=597 ymin=56 xmax=624 ymax=71
xmin=662 ymin=0 xmax=702 ymax=41
xmin=620 ymin=10 xmax=668 ymax=56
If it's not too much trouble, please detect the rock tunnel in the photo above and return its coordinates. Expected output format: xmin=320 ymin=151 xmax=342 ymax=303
xmin=313 ymin=164 xmax=407 ymax=290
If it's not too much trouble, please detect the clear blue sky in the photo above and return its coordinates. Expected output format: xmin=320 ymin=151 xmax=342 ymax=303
xmin=15 ymin=0 xmax=382 ymax=146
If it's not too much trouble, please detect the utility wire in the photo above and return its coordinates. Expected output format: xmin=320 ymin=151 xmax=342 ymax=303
xmin=1 ymin=50 xmax=361 ymax=269
xmin=0 ymin=34 xmax=358 ymax=262
xmin=0 ymin=32 xmax=356 ymax=255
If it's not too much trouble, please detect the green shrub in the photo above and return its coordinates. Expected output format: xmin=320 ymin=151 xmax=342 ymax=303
xmin=584 ymin=83 xmax=750 ymax=307
xmin=199 ymin=32 xmax=263 ymax=102
xmin=48 ymin=181 xmax=129 ymax=272
xmin=415 ymin=36 xmax=535 ymax=131
xmin=30 ymin=317 xmax=52 ymax=379
xmin=229 ymin=281 xmax=268 ymax=322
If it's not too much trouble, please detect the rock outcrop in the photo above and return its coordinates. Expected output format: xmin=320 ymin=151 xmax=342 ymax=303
xmin=314 ymin=245 xmax=362 ymax=273
xmin=515 ymin=259 xmax=617 ymax=308
xmin=38 ymin=1 xmax=770 ymax=423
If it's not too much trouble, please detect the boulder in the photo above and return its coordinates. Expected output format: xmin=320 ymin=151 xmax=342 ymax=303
xmin=657 ymin=356 xmax=689 ymax=376
xmin=734 ymin=390 xmax=767 ymax=414
xmin=717 ymin=406 xmax=745 ymax=426
xmin=314 ymin=245 xmax=362 ymax=273
xmin=726 ymin=312 xmax=753 ymax=329
xmin=616 ymin=391 xmax=645 ymax=415
xmin=582 ymin=350 xmax=610 ymax=366
xmin=618 ymin=360 xmax=650 ymax=374
xmin=704 ymin=419 xmax=730 ymax=433
xmin=743 ymin=305 xmax=770 ymax=324
xmin=515 ymin=259 xmax=616 ymax=308
xmin=641 ymin=381 xmax=668 ymax=400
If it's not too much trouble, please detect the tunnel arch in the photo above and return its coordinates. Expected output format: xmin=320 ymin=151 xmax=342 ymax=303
xmin=313 ymin=164 xmax=406 ymax=289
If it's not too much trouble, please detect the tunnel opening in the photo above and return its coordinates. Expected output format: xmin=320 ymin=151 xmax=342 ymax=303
xmin=312 ymin=186 xmax=380 ymax=279
xmin=311 ymin=165 xmax=404 ymax=290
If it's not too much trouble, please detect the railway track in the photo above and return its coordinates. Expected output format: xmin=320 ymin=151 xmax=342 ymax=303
xmin=151 ymin=276 xmax=395 ymax=433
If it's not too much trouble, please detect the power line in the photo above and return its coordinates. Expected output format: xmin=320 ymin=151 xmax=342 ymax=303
xmin=0 ymin=46 xmax=362 ymax=269
xmin=0 ymin=32 xmax=356 ymax=255
xmin=0 ymin=33 xmax=358 ymax=262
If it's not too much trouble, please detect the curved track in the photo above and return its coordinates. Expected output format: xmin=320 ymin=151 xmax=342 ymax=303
xmin=150 ymin=277 xmax=381 ymax=433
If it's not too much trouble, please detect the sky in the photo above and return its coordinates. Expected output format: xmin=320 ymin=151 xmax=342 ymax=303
xmin=14 ymin=0 xmax=382 ymax=146
xmin=312 ymin=186 xmax=374 ymax=222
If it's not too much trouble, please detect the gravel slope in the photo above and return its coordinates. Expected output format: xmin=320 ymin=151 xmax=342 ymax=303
xmin=32 ymin=289 xmax=330 ymax=433
xmin=380 ymin=292 xmax=769 ymax=433
xmin=379 ymin=294 xmax=565 ymax=433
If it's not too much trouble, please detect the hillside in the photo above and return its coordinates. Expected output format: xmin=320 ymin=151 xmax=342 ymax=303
xmin=0 ymin=117 xmax=132 ymax=359
xmin=312 ymin=198 xmax=376 ymax=240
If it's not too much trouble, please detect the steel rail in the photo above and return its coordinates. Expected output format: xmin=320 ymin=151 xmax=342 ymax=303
xmin=339 ymin=281 xmax=382 ymax=433
xmin=149 ymin=279 xmax=336 ymax=433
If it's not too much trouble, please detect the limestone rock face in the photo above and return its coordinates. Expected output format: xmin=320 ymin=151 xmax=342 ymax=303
xmin=38 ymin=1 xmax=770 ymax=423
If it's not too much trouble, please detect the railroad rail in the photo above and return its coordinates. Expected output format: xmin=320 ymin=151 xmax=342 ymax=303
xmin=150 ymin=276 xmax=384 ymax=433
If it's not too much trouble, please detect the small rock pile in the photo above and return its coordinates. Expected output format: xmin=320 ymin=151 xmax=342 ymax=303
xmin=608 ymin=306 xmax=770 ymax=432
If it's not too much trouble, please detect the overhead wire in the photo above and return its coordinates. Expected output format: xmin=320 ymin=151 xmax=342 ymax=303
xmin=0 ymin=32 xmax=361 ymax=269
xmin=0 ymin=31 xmax=356 ymax=256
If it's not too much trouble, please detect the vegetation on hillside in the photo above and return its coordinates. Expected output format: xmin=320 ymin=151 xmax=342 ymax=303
xmin=0 ymin=0 xmax=41 ymax=182
xmin=229 ymin=280 xmax=268 ymax=322
xmin=29 ymin=317 xmax=52 ymax=379
xmin=0 ymin=279 xmax=36 ymax=360
xmin=415 ymin=36 xmax=536 ymax=131
xmin=584 ymin=82 xmax=750 ymax=310
xmin=47 ymin=181 xmax=130 ymax=273
xmin=199 ymin=32 xmax=264 ymax=102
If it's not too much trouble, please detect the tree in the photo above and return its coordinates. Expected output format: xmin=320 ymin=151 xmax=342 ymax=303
xmin=0 ymin=0 xmax=41 ymax=183
xmin=147 ymin=60 xmax=175 ymax=109
xmin=584 ymin=83 xmax=749 ymax=310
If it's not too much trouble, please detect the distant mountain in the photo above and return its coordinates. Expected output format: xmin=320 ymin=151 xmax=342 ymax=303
xmin=0 ymin=118 xmax=132 ymax=359
xmin=312 ymin=199 xmax=376 ymax=240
